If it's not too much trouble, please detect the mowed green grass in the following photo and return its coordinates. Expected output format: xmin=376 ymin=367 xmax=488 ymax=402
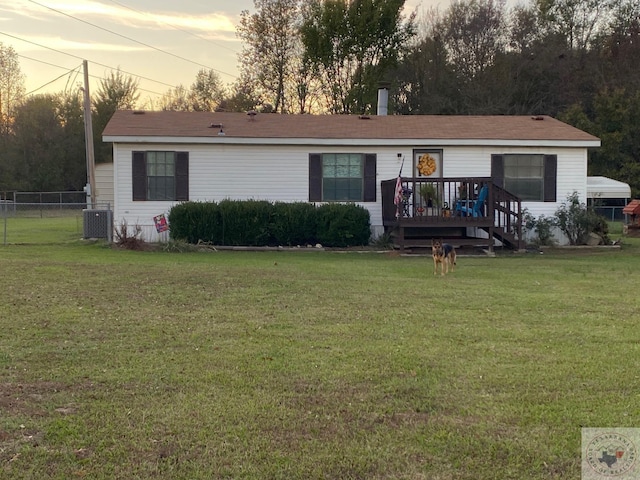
xmin=1 ymin=235 xmax=639 ymax=479
xmin=1 ymin=214 xmax=83 ymax=244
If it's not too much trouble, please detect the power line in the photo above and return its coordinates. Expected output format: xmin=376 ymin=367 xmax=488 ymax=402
xmin=23 ymin=62 xmax=81 ymax=95
xmin=64 ymin=65 xmax=82 ymax=93
xmin=27 ymin=0 xmax=237 ymax=79
xmin=16 ymin=54 xmax=79 ymax=72
xmin=2 ymin=31 xmax=175 ymax=91
xmin=17 ymin=53 xmax=165 ymax=97
xmin=106 ymin=0 xmax=240 ymax=55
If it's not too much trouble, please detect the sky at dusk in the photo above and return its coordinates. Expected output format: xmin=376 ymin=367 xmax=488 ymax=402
xmin=1 ymin=0 xmax=521 ymax=103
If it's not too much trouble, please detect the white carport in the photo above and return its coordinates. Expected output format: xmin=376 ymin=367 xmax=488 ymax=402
xmin=587 ymin=176 xmax=632 ymax=221
xmin=587 ymin=176 xmax=631 ymax=200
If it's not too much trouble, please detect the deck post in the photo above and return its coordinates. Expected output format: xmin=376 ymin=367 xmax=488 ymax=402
xmin=488 ymin=225 xmax=494 ymax=253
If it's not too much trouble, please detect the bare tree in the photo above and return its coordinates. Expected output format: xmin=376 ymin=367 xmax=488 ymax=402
xmin=189 ymin=69 xmax=226 ymax=112
xmin=0 ymin=43 xmax=26 ymax=135
xmin=237 ymin=0 xmax=301 ymax=113
xmin=438 ymin=0 xmax=508 ymax=80
xmin=158 ymin=85 xmax=191 ymax=111
xmin=287 ymin=42 xmax=324 ymax=114
xmin=218 ymin=75 xmax=263 ymax=113
xmin=535 ymin=0 xmax=616 ymax=50
xmin=393 ymin=7 xmax=460 ymax=114
xmin=509 ymin=4 xmax=542 ymax=53
xmin=94 ymin=69 xmax=140 ymax=112
xmin=158 ymin=70 xmax=226 ymax=112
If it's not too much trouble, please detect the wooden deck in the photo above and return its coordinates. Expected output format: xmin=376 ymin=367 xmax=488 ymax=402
xmin=381 ymin=177 xmax=524 ymax=253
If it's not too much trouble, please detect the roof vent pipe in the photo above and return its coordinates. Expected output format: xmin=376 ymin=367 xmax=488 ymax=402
xmin=377 ymin=83 xmax=390 ymax=116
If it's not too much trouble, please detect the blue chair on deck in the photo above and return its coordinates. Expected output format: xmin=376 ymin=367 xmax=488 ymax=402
xmin=455 ymin=184 xmax=488 ymax=217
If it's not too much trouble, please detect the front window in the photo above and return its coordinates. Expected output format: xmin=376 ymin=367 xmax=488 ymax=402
xmin=322 ymin=153 xmax=363 ymax=201
xmin=147 ymin=151 xmax=175 ymax=200
xmin=504 ymin=154 xmax=544 ymax=201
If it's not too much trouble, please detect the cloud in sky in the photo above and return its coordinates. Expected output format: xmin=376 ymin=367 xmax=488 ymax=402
xmin=5 ymin=0 xmax=238 ymax=56
xmin=7 ymin=0 xmax=237 ymax=33
xmin=2 ymin=0 xmax=245 ymax=96
xmin=16 ymin=34 xmax=148 ymax=53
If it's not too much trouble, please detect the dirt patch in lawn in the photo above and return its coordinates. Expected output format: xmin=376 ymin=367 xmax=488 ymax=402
xmin=0 ymin=381 xmax=70 ymax=417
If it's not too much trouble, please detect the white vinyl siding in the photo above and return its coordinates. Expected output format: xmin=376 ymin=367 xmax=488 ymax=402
xmin=94 ymin=162 xmax=114 ymax=208
xmin=112 ymin=143 xmax=588 ymax=242
xmin=442 ymin=146 xmax=586 ymax=216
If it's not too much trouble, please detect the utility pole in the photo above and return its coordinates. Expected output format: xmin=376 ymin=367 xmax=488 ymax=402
xmin=82 ymin=60 xmax=96 ymax=209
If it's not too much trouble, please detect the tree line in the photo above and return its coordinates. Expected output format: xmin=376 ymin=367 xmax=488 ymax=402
xmin=0 ymin=0 xmax=638 ymax=196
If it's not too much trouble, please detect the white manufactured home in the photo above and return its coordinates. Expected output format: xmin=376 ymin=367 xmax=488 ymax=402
xmin=101 ymin=110 xmax=600 ymax=248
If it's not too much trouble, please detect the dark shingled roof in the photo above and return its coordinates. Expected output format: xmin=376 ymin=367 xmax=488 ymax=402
xmin=103 ymin=110 xmax=600 ymax=143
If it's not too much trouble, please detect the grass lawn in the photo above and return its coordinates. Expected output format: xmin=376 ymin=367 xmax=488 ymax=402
xmin=1 ymin=215 xmax=83 ymax=245
xmin=1 ymin=234 xmax=639 ymax=479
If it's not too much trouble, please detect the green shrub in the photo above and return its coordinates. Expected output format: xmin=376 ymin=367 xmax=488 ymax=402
xmin=169 ymin=201 xmax=370 ymax=248
xmin=315 ymin=203 xmax=371 ymax=247
xmin=168 ymin=202 xmax=222 ymax=244
xmin=555 ymin=192 xmax=610 ymax=245
xmin=269 ymin=202 xmax=318 ymax=246
xmin=522 ymin=210 xmax=556 ymax=246
xmin=218 ymin=200 xmax=272 ymax=246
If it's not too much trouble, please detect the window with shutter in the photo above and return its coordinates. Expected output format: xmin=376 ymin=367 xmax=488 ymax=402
xmin=308 ymin=153 xmax=376 ymax=202
xmin=175 ymin=152 xmax=189 ymax=201
xmin=131 ymin=151 xmax=189 ymax=201
xmin=494 ymin=154 xmax=557 ymax=202
xmin=132 ymin=151 xmax=147 ymax=201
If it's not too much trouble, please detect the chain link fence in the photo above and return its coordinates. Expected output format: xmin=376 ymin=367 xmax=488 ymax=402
xmin=592 ymin=206 xmax=626 ymax=222
xmin=1 ymin=192 xmax=112 ymax=245
xmin=9 ymin=191 xmax=89 ymax=204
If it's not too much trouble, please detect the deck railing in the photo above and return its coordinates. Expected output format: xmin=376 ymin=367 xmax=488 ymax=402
xmin=492 ymin=183 xmax=524 ymax=247
xmin=381 ymin=177 xmax=524 ymax=249
xmin=381 ymin=177 xmax=493 ymax=223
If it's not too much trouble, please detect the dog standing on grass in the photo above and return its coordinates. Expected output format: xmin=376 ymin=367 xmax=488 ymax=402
xmin=432 ymin=239 xmax=456 ymax=276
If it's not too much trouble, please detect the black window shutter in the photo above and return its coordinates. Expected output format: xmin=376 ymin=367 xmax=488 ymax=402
xmin=309 ymin=154 xmax=323 ymax=202
xmin=132 ymin=151 xmax=147 ymax=201
xmin=363 ymin=154 xmax=377 ymax=202
xmin=491 ymin=154 xmax=504 ymax=188
xmin=544 ymin=155 xmax=557 ymax=202
xmin=175 ymin=152 xmax=189 ymax=201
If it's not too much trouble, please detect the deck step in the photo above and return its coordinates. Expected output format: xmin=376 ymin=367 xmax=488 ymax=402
xmin=392 ymin=238 xmax=486 ymax=247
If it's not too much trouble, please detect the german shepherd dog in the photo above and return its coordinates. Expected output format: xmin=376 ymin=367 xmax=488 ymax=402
xmin=432 ymin=239 xmax=456 ymax=276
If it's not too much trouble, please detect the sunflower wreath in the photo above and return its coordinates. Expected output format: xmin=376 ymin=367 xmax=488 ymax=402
xmin=417 ymin=154 xmax=437 ymax=176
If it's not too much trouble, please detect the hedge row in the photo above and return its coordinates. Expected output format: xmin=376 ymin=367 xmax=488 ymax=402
xmin=168 ymin=200 xmax=371 ymax=247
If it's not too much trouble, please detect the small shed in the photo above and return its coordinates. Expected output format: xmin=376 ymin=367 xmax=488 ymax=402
xmin=623 ymin=199 xmax=640 ymax=236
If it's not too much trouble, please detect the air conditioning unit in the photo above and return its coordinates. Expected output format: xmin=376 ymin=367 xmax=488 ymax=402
xmin=83 ymin=209 xmax=113 ymax=241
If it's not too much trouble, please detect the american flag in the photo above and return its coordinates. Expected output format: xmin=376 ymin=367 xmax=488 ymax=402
xmin=393 ymin=156 xmax=405 ymax=218
xmin=393 ymin=175 xmax=403 ymax=218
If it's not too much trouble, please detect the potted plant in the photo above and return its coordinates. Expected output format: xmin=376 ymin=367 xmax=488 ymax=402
xmin=419 ymin=183 xmax=440 ymax=213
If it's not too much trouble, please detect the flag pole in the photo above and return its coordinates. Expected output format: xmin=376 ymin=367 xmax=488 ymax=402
xmin=394 ymin=156 xmax=406 ymax=219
